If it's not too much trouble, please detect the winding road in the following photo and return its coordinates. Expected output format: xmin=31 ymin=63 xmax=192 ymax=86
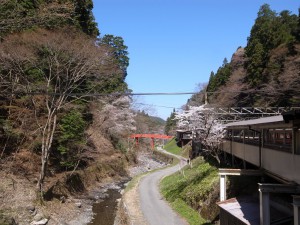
xmin=139 ymin=149 xmax=188 ymax=225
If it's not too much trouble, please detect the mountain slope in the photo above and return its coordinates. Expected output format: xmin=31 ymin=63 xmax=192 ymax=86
xmin=188 ymin=4 xmax=300 ymax=108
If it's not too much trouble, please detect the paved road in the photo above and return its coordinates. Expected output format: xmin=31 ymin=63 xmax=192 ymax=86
xmin=139 ymin=150 xmax=188 ymax=225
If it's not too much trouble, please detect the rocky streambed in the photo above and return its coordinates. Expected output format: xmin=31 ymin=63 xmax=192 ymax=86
xmin=5 ymin=151 xmax=170 ymax=225
xmin=59 ymin=151 xmax=168 ymax=225
xmin=0 ymin=146 xmax=171 ymax=225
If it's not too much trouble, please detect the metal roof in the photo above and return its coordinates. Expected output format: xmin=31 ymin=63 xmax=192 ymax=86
xmin=224 ymin=115 xmax=284 ymax=128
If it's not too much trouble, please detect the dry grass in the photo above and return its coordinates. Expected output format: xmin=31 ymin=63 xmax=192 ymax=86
xmin=122 ymin=175 xmax=149 ymax=225
xmin=0 ymin=171 xmax=37 ymax=224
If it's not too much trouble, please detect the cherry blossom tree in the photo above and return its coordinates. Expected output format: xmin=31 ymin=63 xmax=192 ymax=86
xmin=175 ymin=105 xmax=225 ymax=164
xmin=99 ymin=96 xmax=136 ymax=150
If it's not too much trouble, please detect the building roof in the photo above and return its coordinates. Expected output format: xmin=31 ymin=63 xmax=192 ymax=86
xmin=218 ymin=197 xmax=292 ymax=225
xmin=176 ymin=130 xmax=192 ymax=133
xmin=217 ymin=197 xmax=260 ymax=225
xmin=224 ymin=115 xmax=284 ymax=129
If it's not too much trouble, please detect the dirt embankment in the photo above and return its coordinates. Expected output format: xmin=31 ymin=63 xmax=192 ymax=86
xmin=0 ymin=120 xmax=137 ymax=225
xmin=0 ymin=145 xmax=170 ymax=225
xmin=0 ymin=99 xmax=140 ymax=225
xmin=0 ymin=151 xmax=131 ymax=225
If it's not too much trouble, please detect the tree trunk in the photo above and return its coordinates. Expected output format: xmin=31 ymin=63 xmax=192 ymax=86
xmin=214 ymin=154 xmax=221 ymax=165
xmin=37 ymin=156 xmax=47 ymax=198
xmin=36 ymin=111 xmax=57 ymax=199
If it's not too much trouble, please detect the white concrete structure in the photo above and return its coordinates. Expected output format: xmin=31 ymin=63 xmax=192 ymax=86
xmin=218 ymin=111 xmax=300 ymax=225
xmin=222 ymin=114 xmax=300 ymax=184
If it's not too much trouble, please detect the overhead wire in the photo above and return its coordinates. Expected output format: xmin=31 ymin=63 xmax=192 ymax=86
xmin=133 ymin=102 xmax=181 ymax=109
xmin=2 ymin=89 xmax=279 ymax=97
xmin=1 ymin=91 xmax=198 ymax=97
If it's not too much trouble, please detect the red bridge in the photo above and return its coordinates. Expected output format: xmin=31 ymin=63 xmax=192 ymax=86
xmin=129 ymin=134 xmax=173 ymax=149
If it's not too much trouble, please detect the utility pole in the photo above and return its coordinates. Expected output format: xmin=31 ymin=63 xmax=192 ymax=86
xmin=205 ymin=90 xmax=208 ymax=104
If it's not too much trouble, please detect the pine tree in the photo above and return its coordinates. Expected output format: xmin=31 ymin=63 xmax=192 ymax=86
xmin=73 ymin=0 xmax=99 ymax=37
xmin=100 ymin=34 xmax=129 ymax=78
xmin=165 ymin=109 xmax=176 ymax=135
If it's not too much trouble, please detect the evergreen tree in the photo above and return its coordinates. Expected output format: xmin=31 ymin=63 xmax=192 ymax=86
xmin=245 ymin=4 xmax=277 ymax=86
xmin=276 ymin=10 xmax=298 ymax=44
xmin=208 ymin=58 xmax=231 ymax=90
xmin=246 ymin=41 xmax=266 ymax=86
xmin=100 ymin=34 xmax=129 ymax=79
xmin=245 ymin=5 xmax=298 ymax=87
xmin=0 ymin=0 xmax=99 ymax=38
xmin=207 ymin=71 xmax=216 ymax=92
xmin=222 ymin=58 xmax=228 ymax=66
xmin=73 ymin=0 xmax=99 ymax=37
xmin=165 ymin=109 xmax=176 ymax=135
xmin=296 ymin=8 xmax=300 ymax=41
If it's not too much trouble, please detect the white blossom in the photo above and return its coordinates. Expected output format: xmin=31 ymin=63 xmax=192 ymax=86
xmin=175 ymin=104 xmax=225 ymax=163
xmin=101 ymin=96 xmax=136 ymax=138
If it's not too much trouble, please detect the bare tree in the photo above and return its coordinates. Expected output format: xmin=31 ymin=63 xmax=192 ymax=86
xmin=0 ymin=28 xmax=114 ymax=197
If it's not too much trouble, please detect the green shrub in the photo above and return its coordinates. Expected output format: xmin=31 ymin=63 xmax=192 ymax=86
xmin=57 ymin=110 xmax=87 ymax=169
xmin=59 ymin=110 xmax=86 ymax=143
xmin=160 ymin=157 xmax=219 ymax=224
xmin=164 ymin=138 xmax=182 ymax=155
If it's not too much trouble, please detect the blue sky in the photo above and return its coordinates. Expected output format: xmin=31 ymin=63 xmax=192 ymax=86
xmin=93 ymin=0 xmax=300 ymax=120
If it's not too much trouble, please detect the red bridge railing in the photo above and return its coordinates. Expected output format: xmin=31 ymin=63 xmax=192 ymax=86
xmin=129 ymin=134 xmax=174 ymax=149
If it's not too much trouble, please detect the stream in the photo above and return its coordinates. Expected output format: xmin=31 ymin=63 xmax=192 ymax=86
xmin=86 ymin=152 xmax=167 ymax=225
xmin=87 ymin=182 xmax=126 ymax=225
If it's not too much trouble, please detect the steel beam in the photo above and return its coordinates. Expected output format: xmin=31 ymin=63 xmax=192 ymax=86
xmin=258 ymin=183 xmax=299 ymax=193
xmin=219 ymin=168 xmax=263 ymax=176
xmin=293 ymin=195 xmax=300 ymax=225
xmin=260 ymin=190 xmax=270 ymax=225
xmin=258 ymin=184 xmax=300 ymax=225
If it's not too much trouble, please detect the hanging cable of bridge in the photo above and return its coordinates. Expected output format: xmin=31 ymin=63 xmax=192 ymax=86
xmin=133 ymin=103 xmax=181 ymax=109
xmin=2 ymin=91 xmax=198 ymax=97
xmin=2 ymin=89 xmax=282 ymax=97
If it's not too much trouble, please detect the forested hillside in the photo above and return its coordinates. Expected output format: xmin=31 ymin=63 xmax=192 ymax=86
xmin=135 ymin=110 xmax=165 ymax=134
xmin=0 ymin=1 xmax=138 ymax=224
xmin=0 ymin=0 xmax=99 ymax=38
xmin=188 ymin=4 xmax=300 ymax=107
xmin=161 ymin=5 xmax=300 ymax=224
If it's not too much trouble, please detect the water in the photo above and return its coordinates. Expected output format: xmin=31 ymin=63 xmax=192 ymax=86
xmin=87 ymin=183 xmax=125 ymax=225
